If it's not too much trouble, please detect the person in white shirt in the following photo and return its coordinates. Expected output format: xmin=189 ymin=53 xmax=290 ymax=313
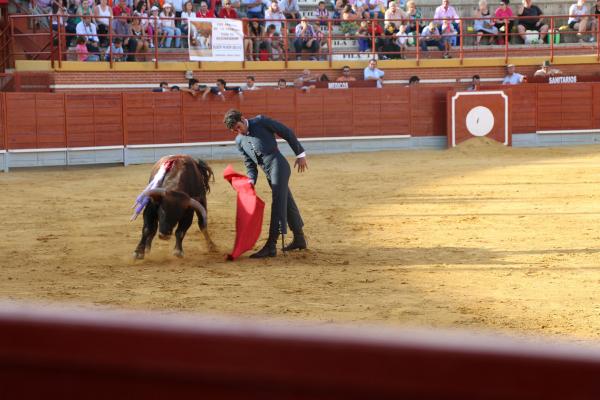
xmin=502 ymin=64 xmax=525 ymax=85
xmin=244 ymin=76 xmax=260 ymax=90
xmin=363 ymin=58 xmax=385 ymax=88
xmin=568 ymin=0 xmax=590 ymax=42
xmin=265 ymin=0 xmax=286 ymax=33
xmin=76 ymin=15 xmax=100 ymax=44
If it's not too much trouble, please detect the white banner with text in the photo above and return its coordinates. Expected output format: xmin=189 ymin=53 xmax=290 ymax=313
xmin=188 ymin=18 xmax=244 ymax=62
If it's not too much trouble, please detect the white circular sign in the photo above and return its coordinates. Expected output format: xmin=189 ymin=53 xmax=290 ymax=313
xmin=465 ymin=106 xmax=494 ymax=137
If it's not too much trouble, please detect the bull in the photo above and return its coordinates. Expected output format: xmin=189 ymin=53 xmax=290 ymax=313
xmin=133 ymin=155 xmax=216 ymax=260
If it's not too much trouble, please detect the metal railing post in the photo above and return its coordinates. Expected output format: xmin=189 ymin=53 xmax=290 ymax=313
xmin=459 ymin=19 xmax=463 ymax=64
xmin=504 ymin=18 xmax=508 ymax=64
xmin=549 ymin=16 xmax=554 ymax=62
xmin=49 ymin=15 xmax=54 ymax=68
xmin=109 ymin=16 xmax=114 ymax=68
xmin=328 ymin=19 xmax=332 ymax=67
xmin=415 ymin=22 xmax=420 ymax=65
xmin=283 ymin=19 xmax=289 ymax=66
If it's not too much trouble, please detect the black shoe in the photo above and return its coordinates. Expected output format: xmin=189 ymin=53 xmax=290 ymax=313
xmin=283 ymin=234 xmax=307 ymax=252
xmin=250 ymin=242 xmax=277 ymax=258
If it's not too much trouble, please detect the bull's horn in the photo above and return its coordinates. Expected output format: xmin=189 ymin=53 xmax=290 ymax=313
xmin=188 ymin=198 xmax=207 ymax=226
xmin=145 ymin=188 xmax=167 ymax=201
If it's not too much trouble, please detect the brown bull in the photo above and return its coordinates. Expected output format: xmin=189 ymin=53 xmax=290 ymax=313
xmin=133 ymin=155 xmax=215 ymax=260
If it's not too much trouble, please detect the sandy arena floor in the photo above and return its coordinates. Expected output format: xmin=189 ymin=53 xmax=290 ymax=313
xmin=2 ymin=138 xmax=600 ymax=342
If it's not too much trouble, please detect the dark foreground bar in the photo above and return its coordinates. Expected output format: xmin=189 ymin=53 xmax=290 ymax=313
xmin=1 ymin=302 xmax=600 ymax=399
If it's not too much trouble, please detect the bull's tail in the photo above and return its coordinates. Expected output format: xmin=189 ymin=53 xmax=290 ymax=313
xmin=195 ymin=158 xmax=214 ymax=194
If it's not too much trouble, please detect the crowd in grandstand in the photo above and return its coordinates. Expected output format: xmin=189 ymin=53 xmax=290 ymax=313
xmin=27 ymin=0 xmax=600 ymax=61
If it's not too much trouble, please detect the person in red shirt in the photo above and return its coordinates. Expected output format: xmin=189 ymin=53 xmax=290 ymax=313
xmin=112 ymin=0 xmax=131 ymax=17
xmin=196 ymin=1 xmax=216 ymax=17
xmin=218 ymin=0 xmax=238 ymax=18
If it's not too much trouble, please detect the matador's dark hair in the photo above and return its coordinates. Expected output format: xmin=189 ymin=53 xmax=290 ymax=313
xmin=223 ymin=109 xmax=243 ymax=130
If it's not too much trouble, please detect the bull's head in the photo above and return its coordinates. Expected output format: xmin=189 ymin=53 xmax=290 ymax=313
xmin=145 ymin=189 xmax=207 ymax=240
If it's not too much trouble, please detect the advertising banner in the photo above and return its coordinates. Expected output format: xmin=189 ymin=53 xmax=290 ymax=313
xmin=188 ymin=18 xmax=244 ymax=61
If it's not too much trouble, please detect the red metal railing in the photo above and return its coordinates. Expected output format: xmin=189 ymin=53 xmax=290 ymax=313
xmin=5 ymin=13 xmax=600 ymax=68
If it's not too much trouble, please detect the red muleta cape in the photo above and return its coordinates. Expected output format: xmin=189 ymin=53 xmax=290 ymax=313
xmin=223 ymin=165 xmax=265 ymax=260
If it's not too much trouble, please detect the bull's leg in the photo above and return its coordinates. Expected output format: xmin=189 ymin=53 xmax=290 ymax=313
xmin=173 ymin=210 xmax=194 ymax=258
xmin=195 ymin=208 xmax=217 ymax=253
xmin=133 ymin=204 xmax=158 ymax=260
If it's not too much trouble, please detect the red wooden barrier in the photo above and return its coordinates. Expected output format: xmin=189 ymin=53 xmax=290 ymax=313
xmin=3 ymin=303 xmax=600 ymax=399
xmin=0 ymin=94 xmax=5 ymax=151
xmin=4 ymin=85 xmax=600 ymax=151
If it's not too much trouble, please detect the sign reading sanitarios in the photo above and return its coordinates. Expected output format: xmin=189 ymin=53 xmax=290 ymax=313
xmin=188 ymin=18 xmax=244 ymax=62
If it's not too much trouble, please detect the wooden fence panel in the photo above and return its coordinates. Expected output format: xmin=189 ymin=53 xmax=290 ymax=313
xmin=265 ymin=90 xmax=296 ymax=131
xmin=511 ymin=85 xmax=537 ymax=134
xmin=594 ymin=84 xmax=600 ymax=129
xmin=94 ymin=94 xmax=124 ymax=146
xmin=537 ymin=85 xmax=562 ymax=131
xmin=65 ymin=94 xmax=95 ymax=147
xmin=6 ymin=93 xmax=57 ymax=149
xmin=182 ymin=94 xmax=211 ymax=143
xmin=560 ymin=84 xmax=593 ymax=130
xmin=124 ymin=93 xmax=156 ymax=145
xmin=296 ymin=90 xmax=324 ymax=138
xmin=353 ymin=88 xmax=381 ymax=136
xmin=323 ymin=90 xmax=353 ymax=137
xmin=210 ymin=95 xmax=239 ymax=141
xmin=154 ymin=93 xmax=182 ymax=144
xmin=410 ymin=87 xmax=437 ymax=136
xmin=380 ymin=87 xmax=410 ymax=135
xmin=0 ymin=94 xmax=5 ymax=150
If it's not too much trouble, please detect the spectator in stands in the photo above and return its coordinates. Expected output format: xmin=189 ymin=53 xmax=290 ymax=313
xmin=244 ymin=19 xmax=264 ymax=60
xmin=160 ymin=81 xmax=170 ymax=91
xmin=313 ymin=22 xmax=327 ymax=59
xmin=440 ymin=19 xmax=456 ymax=58
xmin=75 ymin=36 xmax=99 ymax=61
xmin=295 ymin=69 xmax=318 ymax=88
xmin=265 ymin=1 xmax=285 ymax=33
xmin=279 ymin=0 xmax=300 ymax=23
xmin=334 ymin=0 xmax=348 ymax=21
xmin=353 ymin=0 xmax=368 ymax=14
xmin=32 ymin=0 xmax=53 ymax=29
xmin=94 ymin=0 xmax=113 ymax=47
xmin=568 ymin=0 xmax=591 ymax=42
xmin=591 ymin=0 xmax=600 ymax=39
xmin=243 ymin=0 xmax=265 ymax=22
xmin=534 ymin=60 xmax=562 ymax=76
xmin=270 ymin=32 xmax=283 ymax=59
xmin=405 ymin=0 xmax=422 ymax=34
xmin=384 ymin=1 xmax=407 ymax=28
xmin=517 ymin=0 xmax=548 ymax=43
xmin=134 ymin=2 xmax=153 ymax=46
xmin=130 ymin=16 xmax=150 ymax=60
xmin=161 ymin=3 xmax=182 ymax=48
xmin=244 ymin=76 xmax=260 ymax=90
xmin=341 ymin=4 xmax=359 ymax=37
xmin=364 ymin=58 xmax=384 ymax=88
xmin=419 ymin=21 xmax=444 ymax=54
xmin=381 ymin=22 xmax=401 ymax=59
xmin=203 ymin=78 xmax=238 ymax=101
xmin=408 ymin=75 xmax=420 ymax=85
xmin=196 ymin=1 xmax=216 ymax=17
xmin=181 ymin=1 xmax=195 ymax=43
xmin=474 ymin=0 xmax=498 ymax=45
xmin=105 ymin=37 xmax=126 ymax=61
xmin=466 ymin=74 xmax=480 ymax=90
xmin=316 ymin=1 xmax=329 ymax=26
xmin=433 ymin=0 xmax=460 ymax=45
xmin=336 ymin=65 xmax=357 ymax=81
xmin=357 ymin=20 xmax=372 ymax=52
xmin=494 ymin=0 xmax=514 ymax=45
xmin=502 ymin=64 xmax=525 ymax=84
xmin=76 ymin=14 xmax=100 ymax=57
xmin=294 ymin=17 xmax=319 ymax=60
xmin=171 ymin=85 xmax=180 ymax=91
xmin=112 ymin=0 xmax=131 ymax=36
xmin=172 ymin=0 xmax=184 ymax=26
xmin=77 ymin=0 xmax=95 ymax=19
xmin=218 ymin=0 xmax=239 ymax=18
xmin=183 ymin=78 xmax=204 ymax=96
xmin=149 ymin=6 xmax=162 ymax=48
xmin=277 ymin=78 xmax=288 ymax=89
xmin=366 ymin=0 xmax=386 ymax=19
xmin=393 ymin=23 xmax=408 ymax=59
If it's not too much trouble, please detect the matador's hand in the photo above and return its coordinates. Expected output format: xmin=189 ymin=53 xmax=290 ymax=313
xmin=295 ymin=157 xmax=308 ymax=173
